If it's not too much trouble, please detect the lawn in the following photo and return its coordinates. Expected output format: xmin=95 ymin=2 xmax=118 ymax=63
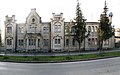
xmin=0 ymin=51 xmax=120 ymax=63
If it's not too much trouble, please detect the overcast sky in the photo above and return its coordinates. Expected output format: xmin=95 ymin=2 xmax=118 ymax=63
xmin=0 ymin=0 xmax=119 ymax=30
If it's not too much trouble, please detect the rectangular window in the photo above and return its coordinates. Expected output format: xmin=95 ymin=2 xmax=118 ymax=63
xmin=29 ymin=39 xmax=36 ymax=46
xmin=55 ymin=39 xmax=57 ymax=44
xmin=58 ymin=39 xmax=60 ymax=44
xmin=43 ymin=27 xmax=49 ymax=34
xmin=58 ymin=25 xmax=61 ymax=33
xmin=72 ymin=39 xmax=75 ymax=46
xmin=66 ymin=39 xmax=69 ymax=46
xmin=44 ymin=39 xmax=48 ymax=46
xmin=38 ymin=39 xmax=40 ymax=47
xmin=7 ymin=27 xmax=12 ymax=33
xmin=54 ymin=25 xmax=61 ymax=33
xmin=7 ymin=39 xmax=12 ymax=45
xmin=88 ymin=38 xmax=91 ymax=45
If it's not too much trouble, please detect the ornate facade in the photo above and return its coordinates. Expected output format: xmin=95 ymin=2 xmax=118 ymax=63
xmin=4 ymin=8 xmax=114 ymax=52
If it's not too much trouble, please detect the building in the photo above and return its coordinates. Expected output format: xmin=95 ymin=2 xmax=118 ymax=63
xmin=115 ymin=28 xmax=120 ymax=43
xmin=4 ymin=8 xmax=114 ymax=52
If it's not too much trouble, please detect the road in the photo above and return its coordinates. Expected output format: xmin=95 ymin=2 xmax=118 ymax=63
xmin=0 ymin=57 xmax=120 ymax=75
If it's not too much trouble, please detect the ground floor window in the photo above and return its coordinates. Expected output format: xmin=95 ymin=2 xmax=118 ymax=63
xmin=55 ymin=39 xmax=61 ymax=44
xmin=38 ymin=39 xmax=40 ymax=47
xmin=44 ymin=39 xmax=49 ymax=46
xmin=72 ymin=39 xmax=75 ymax=46
xmin=104 ymin=40 xmax=109 ymax=45
xmin=29 ymin=39 xmax=36 ymax=46
xmin=18 ymin=39 xmax=24 ymax=46
xmin=66 ymin=39 xmax=69 ymax=46
xmin=7 ymin=39 xmax=12 ymax=45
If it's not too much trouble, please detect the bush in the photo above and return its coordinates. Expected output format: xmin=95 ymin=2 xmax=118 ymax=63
xmin=3 ymin=56 xmax=9 ymax=60
xmin=66 ymin=56 xmax=72 ymax=60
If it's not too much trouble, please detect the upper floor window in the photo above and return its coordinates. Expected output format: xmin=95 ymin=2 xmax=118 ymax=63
xmin=19 ymin=27 xmax=24 ymax=33
xmin=92 ymin=26 xmax=95 ymax=32
xmin=43 ymin=27 xmax=49 ymax=34
xmin=95 ymin=26 xmax=97 ymax=32
xmin=54 ymin=23 xmax=61 ymax=33
xmin=7 ymin=19 xmax=12 ymax=22
xmin=32 ymin=18 xmax=35 ymax=22
xmin=55 ymin=17 xmax=60 ymax=20
xmin=88 ymin=26 xmax=91 ymax=32
xmin=7 ymin=27 xmax=12 ymax=33
xmin=71 ymin=26 xmax=75 ymax=33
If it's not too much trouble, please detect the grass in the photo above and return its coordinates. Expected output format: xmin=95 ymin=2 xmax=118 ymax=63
xmin=0 ymin=51 xmax=120 ymax=63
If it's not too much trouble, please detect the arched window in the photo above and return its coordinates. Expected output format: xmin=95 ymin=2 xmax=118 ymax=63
xmin=88 ymin=26 xmax=91 ymax=32
xmin=92 ymin=26 xmax=95 ymax=32
xmin=32 ymin=18 xmax=35 ymax=22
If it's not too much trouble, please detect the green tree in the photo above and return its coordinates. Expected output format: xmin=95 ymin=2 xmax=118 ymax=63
xmin=97 ymin=1 xmax=114 ymax=52
xmin=74 ymin=0 xmax=88 ymax=51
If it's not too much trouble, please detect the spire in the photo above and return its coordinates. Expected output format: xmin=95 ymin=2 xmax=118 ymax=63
xmin=103 ymin=0 xmax=108 ymax=17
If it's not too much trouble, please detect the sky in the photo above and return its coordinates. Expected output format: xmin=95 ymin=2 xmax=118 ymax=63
xmin=0 ymin=0 xmax=120 ymax=34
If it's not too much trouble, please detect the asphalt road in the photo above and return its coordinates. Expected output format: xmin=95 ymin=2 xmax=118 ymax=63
xmin=0 ymin=57 xmax=120 ymax=75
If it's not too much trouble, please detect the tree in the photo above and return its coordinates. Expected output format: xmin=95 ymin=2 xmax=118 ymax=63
xmin=97 ymin=1 xmax=114 ymax=52
xmin=74 ymin=0 xmax=88 ymax=51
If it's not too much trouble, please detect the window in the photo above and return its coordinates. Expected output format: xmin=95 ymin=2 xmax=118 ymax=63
xmin=92 ymin=26 xmax=95 ymax=32
xmin=92 ymin=38 xmax=94 ymax=45
xmin=54 ymin=23 xmax=61 ymax=33
xmin=58 ymin=39 xmax=60 ymax=44
xmin=29 ymin=39 xmax=36 ymax=46
xmin=7 ymin=27 xmax=12 ymax=33
xmin=18 ymin=39 xmax=24 ymax=46
xmin=104 ymin=40 xmax=109 ymax=45
xmin=88 ymin=38 xmax=91 ymax=45
xmin=32 ymin=18 xmax=35 ymax=22
xmin=43 ymin=27 xmax=49 ymax=34
xmin=38 ymin=39 xmax=40 ymax=47
xmin=55 ymin=39 xmax=61 ymax=44
xmin=95 ymin=38 xmax=97 ymax=45
xmin=7 ymin=39 xmax=12 ymax=45
xmin=88 ymin=26 xmax=91 ymax=32
xmin=54 ymin=25 xmax=58 ymax=32
xmin=71 ymin=27 xmax=75 ymax=33
xmin=55 ymin=39 xmax=57 ymax=44
xmin=19 ymin=27 xmax=24 ymax=33
xmin=44 ymin=39 xmax=48 ymax=46
xmin=95 ymin=26 xmax=97 ymax=32
xmin=72 ymin=39 xmax=75 ymax=46
xmin=66 ymin=39 xmax=69 ymax=46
